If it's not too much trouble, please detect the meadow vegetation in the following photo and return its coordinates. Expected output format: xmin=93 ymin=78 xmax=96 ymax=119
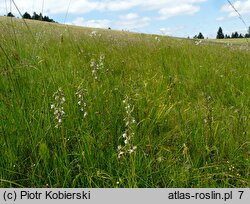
xmin=0 ymin=16 xmax=249 ymax=187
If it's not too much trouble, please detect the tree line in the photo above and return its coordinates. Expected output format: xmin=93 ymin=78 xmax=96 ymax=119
xmin=216 ymin=26 xmax=250 ymax=39
xmin=5 ymin=11 xmax=55 ymax=23
xmin=193 ymin=26 xmax=250 ymax=39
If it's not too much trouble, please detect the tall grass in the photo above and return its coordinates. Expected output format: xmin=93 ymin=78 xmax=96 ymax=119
xmin=0 ymin=16 xmax=249 ymax=187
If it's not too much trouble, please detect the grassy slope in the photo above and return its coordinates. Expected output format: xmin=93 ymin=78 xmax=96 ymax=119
xmin=207 ymin=38 xmax=249 ymax=45
xmin=0 ymin=17 xmax=249 ymax=187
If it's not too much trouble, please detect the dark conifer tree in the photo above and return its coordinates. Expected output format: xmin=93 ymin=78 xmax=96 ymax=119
xmin=216 ymin=27 xmax=224 ymax=39
xmin=246 ymin=27 xmax=250 ymax=38
xmin=32 ymin=12 xmax=40 ymax=20
xmin=23 ymin=12 xmax=31 ymax=19
xmin=7 ymin=12 xmax=15 ymax=17
xmin=197 ymin=32 xmax=204 ymax=39
xmin=39 ymin=13 xmax=43 ymax=21
xmin=234 ymin=32 xmax=239 ymax=38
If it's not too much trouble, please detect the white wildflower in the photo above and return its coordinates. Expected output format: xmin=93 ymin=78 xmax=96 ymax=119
xmin=84 ymin=112 xmax=88 ymax=118
xmin=90 ymin=54 xmax=105 ymax=80
xmin=89 ymin=31 xmax=97 ymax=37
xmin=75 ymin=85 xmax=88 ymax=117
xmin=195 ymin=40 xmax=202 ymax=45
xmin=51 ymin=87 xmax=66 ymax=128
xmin=117 ymin=96 xmax=137 ymax=159
xmin=155 ymin=36 xmax=160 ymax=42
xmin=128 ymin=146 xmax=137 ymax=154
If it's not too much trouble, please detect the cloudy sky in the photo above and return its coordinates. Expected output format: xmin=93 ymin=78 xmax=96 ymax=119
xmin=1 ymin=0 xmax=250 ymax=38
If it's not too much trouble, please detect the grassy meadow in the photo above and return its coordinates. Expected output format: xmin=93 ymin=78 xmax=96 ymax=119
xmin=207 ymin=38 xmax=249 ymax=45
xmin=0 ymin=16 xmax=249 ymax=187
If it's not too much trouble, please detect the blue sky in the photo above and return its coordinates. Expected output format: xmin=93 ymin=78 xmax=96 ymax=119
xmin=1 ymin=0 xmax=250 ymax=38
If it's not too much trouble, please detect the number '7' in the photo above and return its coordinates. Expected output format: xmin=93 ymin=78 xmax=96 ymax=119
xmin=238 ymin=191 xmax=244 ymax=199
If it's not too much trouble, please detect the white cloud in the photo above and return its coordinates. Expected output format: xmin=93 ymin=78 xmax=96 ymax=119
xmin=117 ymin=13 xmax=151 ymax=30
xmin=159 ymin=26 xmax=184 ymax=35
xmin=119 ymin=13 xmax=139 ymax=20
xmin=158 ymin=4 xmax=200 ymax=20
xmin=67 ymin=12 xmax=150 ymax=31
xmin=85 ymin=19 xmax=111 ymax=28
xmin=216 ymin=16 xmax=225 ymax=21
xmin=68 ymin=17 xmax=111 ymax=29
xmin=0 ymin=0 xmax=207 ymax=20
xmin=221 ymin=0 xmax=250 ymax=17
